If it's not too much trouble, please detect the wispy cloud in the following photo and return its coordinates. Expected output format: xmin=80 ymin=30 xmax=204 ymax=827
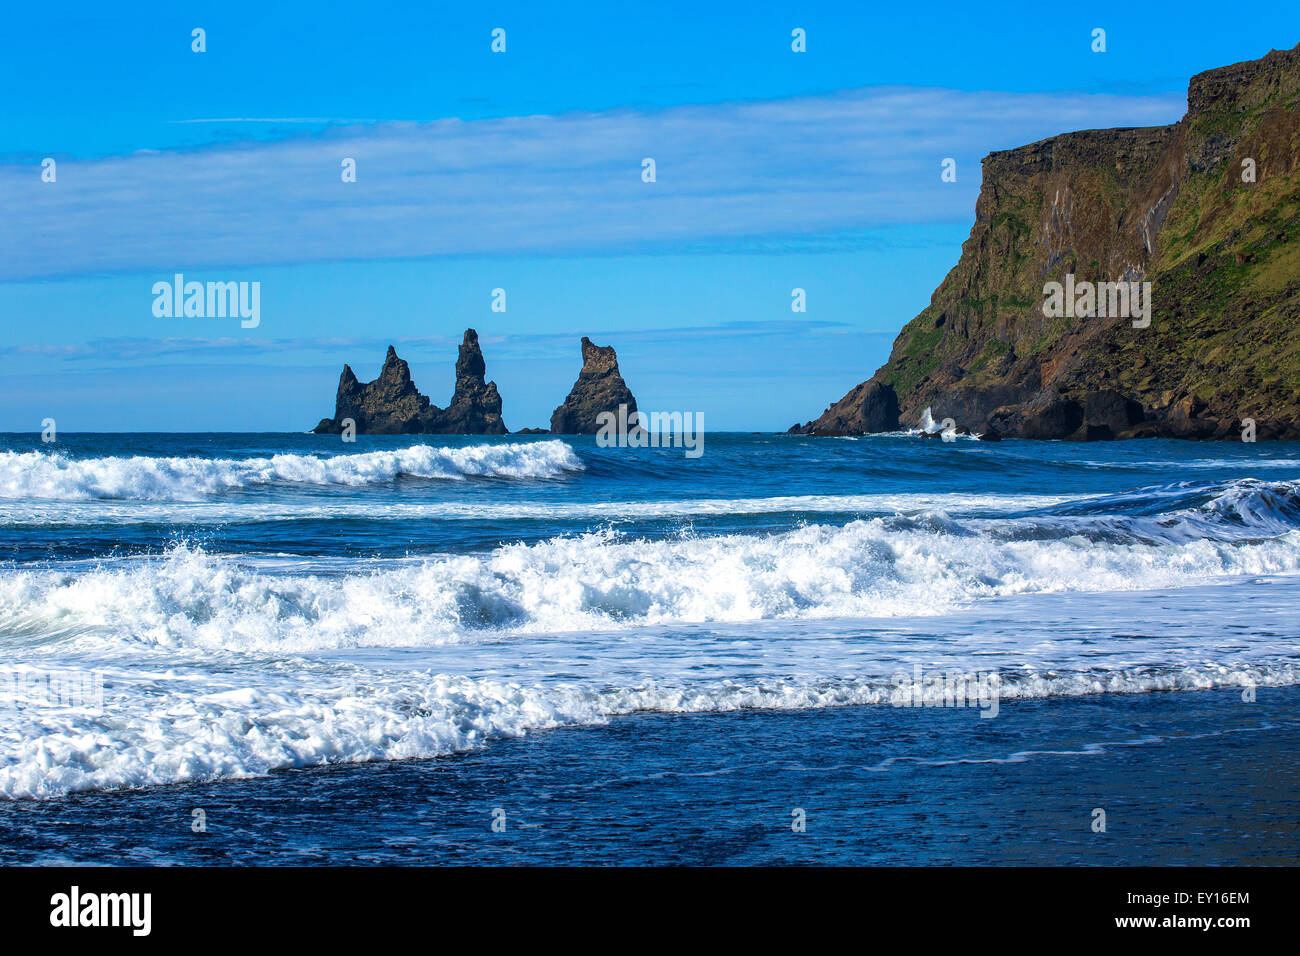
xmin=1 ymin=86 xmax=1184 ymax=281
xmin=170 ymin=118 xmax=383 ymax=125
xmin=1 ymin=319 xmax=865 ymax=367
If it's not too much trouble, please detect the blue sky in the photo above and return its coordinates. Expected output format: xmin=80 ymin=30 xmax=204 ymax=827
xmin=1 ymin=2 xmax=1295 ymax=431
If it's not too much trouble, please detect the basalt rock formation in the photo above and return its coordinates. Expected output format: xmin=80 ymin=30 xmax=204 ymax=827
xmin=312 ymin=329 xmax=508 ymax=434
xmin=793 ymin=43 xmax=1300 ymax=440
xmin=550 ymin=337 xmax=640 ymax=434
xmin=795 ymin=380 xmax=901 ymax=436
xmin=439 ymin=329 xmax=508 ymax=433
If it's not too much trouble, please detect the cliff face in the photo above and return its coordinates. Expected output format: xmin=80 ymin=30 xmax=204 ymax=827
xmin=550 ymin=337 xmax=640 ymax=434
xmin=795 ymin=43 xmax=1300 ymax=440
xmin=313 ymin=329 xmax=508 ymax=434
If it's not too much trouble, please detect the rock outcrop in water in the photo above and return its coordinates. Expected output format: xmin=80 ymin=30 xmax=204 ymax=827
xmin=795 ymin=380 xmax=901 ymax=436
xmin=439 ymin=329 xmax=508 ymax=433
xmin=313 ymin=329 xmax=508 ymax=434
xmin=550 ymin=337 xmax=640 ymax=434
xmin=793 ymin=43 xmax=1300 ymax=440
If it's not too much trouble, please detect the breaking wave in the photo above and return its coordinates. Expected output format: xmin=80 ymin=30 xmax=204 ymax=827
xmin=3 ymin=479 xmax=1298 ymax=652
xmin=0 ymin=442 xmax=583 ymax=501
xmin=4 ymin=473 xmax=1300 ymax=800
xmin=1 ymin=660 xmax=1295 ymax=800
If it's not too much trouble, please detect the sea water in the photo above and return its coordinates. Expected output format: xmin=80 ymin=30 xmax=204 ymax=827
xmin=1 ymin=432 xmax=1298 ymax=863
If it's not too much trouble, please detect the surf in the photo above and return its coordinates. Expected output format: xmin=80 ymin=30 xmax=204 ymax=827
xmin=4 ymin=479 xmax=1299 ymax=652
xmin=0 ymin=441 xmax=583 ymax=501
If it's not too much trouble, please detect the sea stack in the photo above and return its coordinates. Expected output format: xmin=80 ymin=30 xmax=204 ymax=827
xmin=312 ymin=329 xmax=508 ymax=434
xmin=437 ymin=329 xmax=508 ymax=434
xmin=549 ymin=337 xmax=640 ymax=434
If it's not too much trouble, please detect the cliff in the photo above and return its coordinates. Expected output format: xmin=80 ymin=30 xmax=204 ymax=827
xmin=312 ymin=329 xmax=507 ymax=434
xmin=550 ymin=337 xmax=640 ymax=434
xmin=794 ymin=43 xmax=1300 ymax=440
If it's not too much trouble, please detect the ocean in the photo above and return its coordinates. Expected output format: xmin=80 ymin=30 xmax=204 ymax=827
xmin=2 ymin=432 xmax=1299 ymax=864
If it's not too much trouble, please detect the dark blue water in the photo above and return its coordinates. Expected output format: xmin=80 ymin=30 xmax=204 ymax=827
xmin=2 ymin=687 xmax=1296 ymax=865
xmin=3 ymin=432 xmax=1298 ymax=559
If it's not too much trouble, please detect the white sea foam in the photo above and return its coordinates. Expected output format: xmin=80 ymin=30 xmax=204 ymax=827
xmin=4 ymin=474 xmax=1300 ymax=800
xmin=1 ymin=657 xmax=1295 ymax=800
xmin=3 ymin=486 xmax=1299 ymax=653
xmin=0 ymin=667 xmax=606 ymax=800
xmin=0 ymin=442 xmax=582 ymax=501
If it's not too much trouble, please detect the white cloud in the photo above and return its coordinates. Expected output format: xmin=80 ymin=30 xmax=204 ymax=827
xmin=0 ymin=87 xmax=1184 ymax=280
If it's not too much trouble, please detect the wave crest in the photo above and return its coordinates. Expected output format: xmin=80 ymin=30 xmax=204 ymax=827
xmin=4 ymin=491 xmax=1299 ymax=652
xmin=0 ymin=441 xmax=583 ymax=501
xmin=1 ymin=662 xmax=1294 ymax=800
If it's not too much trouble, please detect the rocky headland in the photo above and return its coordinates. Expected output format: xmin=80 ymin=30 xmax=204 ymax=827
xmin=793 ymin=43 xmax=1300 ymax=440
